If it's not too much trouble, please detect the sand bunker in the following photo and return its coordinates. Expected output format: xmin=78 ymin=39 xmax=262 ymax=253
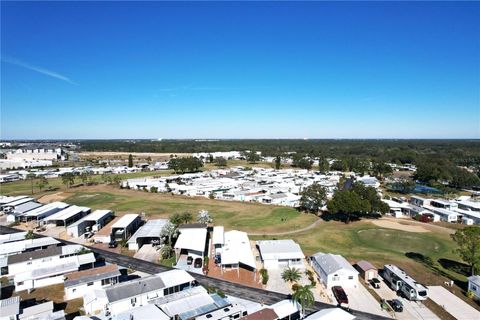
xmin=371 ymin=219 xmax=430 ymax=233
xmin=38 ymin=192 xmax=68 ymax=203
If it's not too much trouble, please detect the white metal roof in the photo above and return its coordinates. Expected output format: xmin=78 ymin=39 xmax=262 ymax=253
xmin=311 ymin=252 xmax=358 ymax=276
xmin=111 ymin=213 xmax=140 ymax=229
xmin=256 ymin=239 xmax=305 ymax=261
xmin=1 ymin=197 xmax=34 ymax=208
xmin=0 ymin=195 xmax=27 ymax=205
xmin=271 ymin=300 xmax=300 ymax=319
xmin=174 ymin=228 xmax=207 ymax=253
xmin=46 ymin=205 xmax=90 ymax=222
xmin=18 ymin=301 xmax=54 ymax=320
xmin=0 ymin=237 xmax=60 ymax=256
xmin=157 ymin=269 xmax=195 ymax=289
xmin=0 ymin=231 xmax=27 ymax=244
xmin=67 ymin=209 xmax=112 ymax=228
xmin=212 ymin=226 xmax=224 ymax=245
xmin=127 ymin=219 xmax=168 ymax=244
xmin=21 ymin=201 xmax=70 ymax=218
xmin=305 ymin=308 xmax=355 ymax=320
xmin=221 ymin=230 xmax=256 ymax=269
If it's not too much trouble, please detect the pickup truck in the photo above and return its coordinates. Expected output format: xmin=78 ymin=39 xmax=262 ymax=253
xmin=332 ymin=286 xmax=348 ymax=305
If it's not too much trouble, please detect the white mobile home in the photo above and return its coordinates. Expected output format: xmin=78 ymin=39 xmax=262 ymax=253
xmin=256 ymin=239 xmax=305 ymax=269
xmin=14 ymin=252 xmax=96 ymax=291
xmin=64 ymin=264 xmax=121 ymax=300
xmin=310 ymin=252 xmax=359 ymax=289
xmin=174 ymin=225 xmax=207 ymax=261
xmin=83 ymin=270 xmax=196 ymax=316
xmin=467 ymin=275 xmax=480 ymax=300
xmin=427 ymin=207 xmax=459 ymax=223
xmin=0 ymin=237 xmax=60 ymax=257
xmin=218 ymin=230 xmax=257 ymax=277
xmin=4 ymin=244 xmax=84 ymax=277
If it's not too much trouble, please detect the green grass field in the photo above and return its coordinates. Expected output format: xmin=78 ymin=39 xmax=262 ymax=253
xmin=253 ymin=220 xmax=465 ymax=287
xmin=62 ymin=186 xmax=318 ymax=233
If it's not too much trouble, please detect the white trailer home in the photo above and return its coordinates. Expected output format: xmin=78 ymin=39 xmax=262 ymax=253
xmin=4 ymin=244 xmax=84 ymax=277
xmin=310 ymin=252 xmax=358 ymax=289
xmin=64 ymin=264 xmax=121 ymax=300
xmin=14 ymin=252 xmax=96 ymax=291
xmin=382 ymin=264 xmax=428 ymax=301
xmin=256 ymin=239 xmax=305 ymax=270
xmin=83 ymin=270 xmax=196 ymax=316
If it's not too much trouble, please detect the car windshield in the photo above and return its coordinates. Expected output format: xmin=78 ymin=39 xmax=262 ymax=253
xmin=419 ymin=290 xmax=427 ymax=296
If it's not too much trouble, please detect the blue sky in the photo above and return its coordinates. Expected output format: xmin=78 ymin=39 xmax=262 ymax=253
xmin=1 ymin=1 xmax=479 ymax=139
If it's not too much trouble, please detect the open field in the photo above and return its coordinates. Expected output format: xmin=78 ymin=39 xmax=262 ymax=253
xmin=56 ymin=185 xmax=318 ymax=234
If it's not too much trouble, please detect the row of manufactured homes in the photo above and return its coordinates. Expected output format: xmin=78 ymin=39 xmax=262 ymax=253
xmin=123 ymin=167 xmax=381 ymax=208
xmin=382 ymin=195 xmax=480 ymax=225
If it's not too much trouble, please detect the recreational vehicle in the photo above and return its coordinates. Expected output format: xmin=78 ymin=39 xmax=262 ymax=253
xmin=382 ymin=264 xmax=428 ymax=301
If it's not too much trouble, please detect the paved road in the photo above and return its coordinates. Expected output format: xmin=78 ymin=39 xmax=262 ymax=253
xmin=427 ymin=286 xmax=480 ymax=320
xmin=1 ymin=226 xmax=389 ymax=320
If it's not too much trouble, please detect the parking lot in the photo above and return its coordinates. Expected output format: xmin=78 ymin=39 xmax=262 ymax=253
xmin=427 ymin=286 xmax=480 ymax=320
xmin=372 ymin=276 xmax=439 ymax=320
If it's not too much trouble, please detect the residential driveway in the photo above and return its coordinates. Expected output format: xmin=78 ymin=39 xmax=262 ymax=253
xmin=427 ymin=286 xmax=480 ymax=320
xmin=133 ymin=244 xmax=160 ymax=263
xmin=265 ymin=266 xmax=332 ymax=304
xmin=344 ymin=285 xmax=392 ymax=318
xmin=374 ymin=276 xmax=439 ymax=320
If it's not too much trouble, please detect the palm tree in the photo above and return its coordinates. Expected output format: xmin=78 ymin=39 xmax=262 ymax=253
xmin=281 ymin=267 xmax=301 ymax=283
xmin=159 ymin=244 xmax=173 ymax=260
xmin=160 ymin=222 xmax=178 ymax=245
xmin=292 ymin=284 xmax=315 ymax=316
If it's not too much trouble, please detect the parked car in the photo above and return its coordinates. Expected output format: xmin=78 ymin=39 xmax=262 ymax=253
xmin=388 ymin=299 xmax=403 ymax=312
xmin=332 ymin=286 xmax=348 ymax=305
xmin=187 ymin=256 xmax=193 ymax=265
xmin=370 ymin=278 xmax=381 ymax=289
xmin=194 ymin=258 xmax=203 ymax=268
xmin=108 ymin=240 xmax=117 ymax=248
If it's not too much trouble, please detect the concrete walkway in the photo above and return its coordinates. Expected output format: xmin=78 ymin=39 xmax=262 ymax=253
xmin=427 ymin=286 xmax=480 ymax=320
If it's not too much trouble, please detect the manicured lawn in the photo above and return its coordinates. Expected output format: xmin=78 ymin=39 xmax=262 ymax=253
xmin=252 ymin=220 xmax=464 ymax=287
xmin=61 ymin=186 xmax=318 ymax=233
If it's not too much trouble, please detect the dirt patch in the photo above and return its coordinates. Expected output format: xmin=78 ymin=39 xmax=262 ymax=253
xmin=370 ymin=219 xmax=430 ymax=233
xmin=38 ymin=192 xmax=68 ymax=203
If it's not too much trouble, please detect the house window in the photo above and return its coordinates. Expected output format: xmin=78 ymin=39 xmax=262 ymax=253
xmin=348 ymin=276 xmax=354 ymax=280
xmin=87 ymin=282 xmax=94 ymax=286
xmin=73 ymin=289 xmax=76 ymax=293
xmin=131 ymin=297 xmax=137 ymax=305
xmin=333 ymin=275 xmax=339 ymax=281
xmin=27 ymin=261 xmax=32 ymax=265
xmin=472 ymin=285 xmax=477 ymax=292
